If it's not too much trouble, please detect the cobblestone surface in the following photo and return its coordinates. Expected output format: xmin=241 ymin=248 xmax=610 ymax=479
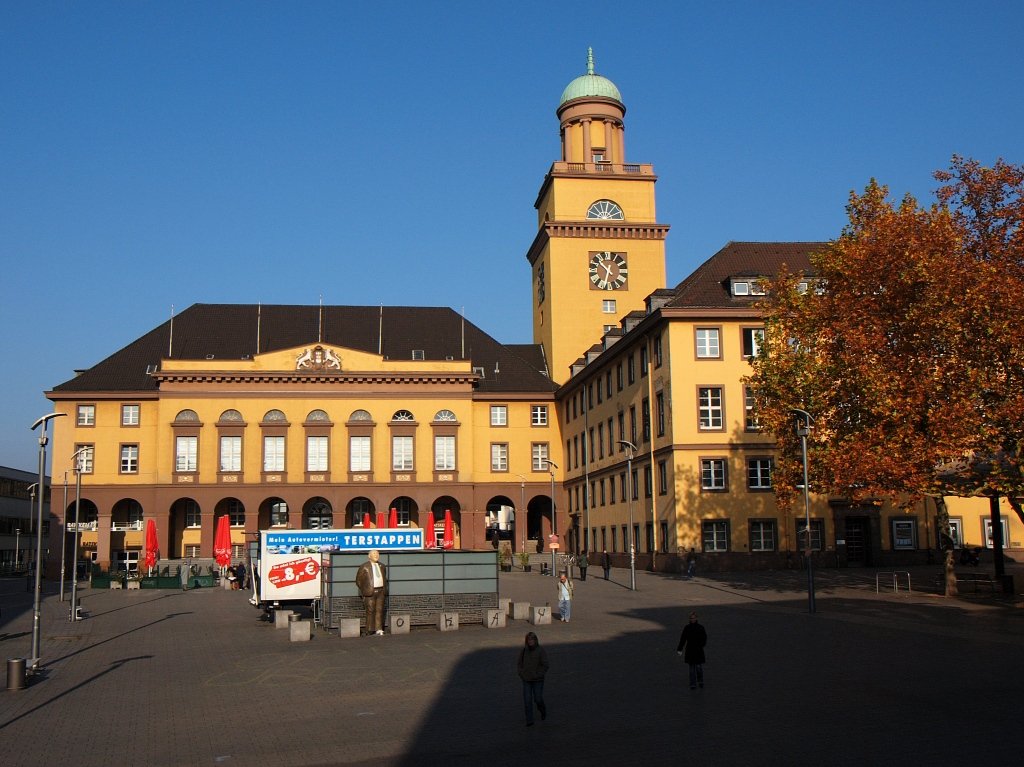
xmin=1 ymin=564 xmax=1021 ymax=766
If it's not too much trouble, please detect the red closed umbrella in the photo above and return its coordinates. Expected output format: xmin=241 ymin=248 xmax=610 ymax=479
xmin=144 ymin=519 xmax=159 ymax=575
xmin=424 ymin=511 xmax=436 ymax=548
xmin=214 ymin=514 xmax=232 ymax=569
xmin=362 ymin=512 xmax=371 ymax=527
xmin=388 ymin=507 xmax=398 ymax=528
xmin=376 ymin=512 xmax=385 ymax=528
xmin=442 ymin=509 xmax=454 ymax=549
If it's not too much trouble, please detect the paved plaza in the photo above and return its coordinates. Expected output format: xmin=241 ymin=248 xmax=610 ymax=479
xmin=1 ymin=564 xmax=1022 ymax=767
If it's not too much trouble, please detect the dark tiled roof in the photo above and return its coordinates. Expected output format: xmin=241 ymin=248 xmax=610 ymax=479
xmin=50 ymin=304 xmax=557 ymax=395
xmin=667 ymin=242 xmax=827 ymax=309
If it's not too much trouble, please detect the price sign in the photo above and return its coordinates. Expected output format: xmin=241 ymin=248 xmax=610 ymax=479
xmin=267 ymin=556 xmax=320 ymax=588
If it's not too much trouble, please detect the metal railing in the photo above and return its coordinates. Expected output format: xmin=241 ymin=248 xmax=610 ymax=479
xmin=875 ymin=571 xmax=912 ymax=594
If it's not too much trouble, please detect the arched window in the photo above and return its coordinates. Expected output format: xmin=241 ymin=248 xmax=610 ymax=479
xmin=433 ymin=409 xmax=457 ymax=422
xmin=263 ymin=409 xmax=287 ymax=422
xmin=349 ymin=409 xmax=372 ymax=421
xmin=586 ymin=199 xmax=624 ymax=220
xmin=219 ymin=409 xmax=243 ymax=422
xmin=174 ymin=409 xmax=199 ymax=423
xmin=306 ymin=409 xmax=330 ymax=422
xmin=391 ymin=410 xmax=415 ymax=422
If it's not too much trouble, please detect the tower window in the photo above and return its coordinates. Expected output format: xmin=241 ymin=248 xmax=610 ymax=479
xmin=586 ymin=200 xmax=624 ymax=220
xmin=602 ymin=299 xmax=617 ymax=313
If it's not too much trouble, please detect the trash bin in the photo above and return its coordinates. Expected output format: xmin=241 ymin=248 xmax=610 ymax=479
xmin=288 ymin=613 xmax=301 ymax=623
xmin=7 ymin=658 xmax=27 ymax=691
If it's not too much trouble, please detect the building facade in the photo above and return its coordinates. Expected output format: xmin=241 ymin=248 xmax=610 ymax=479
xmin=43 ymin=53 xmax=1021 ymax=576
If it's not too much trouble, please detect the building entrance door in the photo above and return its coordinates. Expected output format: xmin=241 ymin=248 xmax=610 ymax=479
xmin=845 ymin=517 xmax=868 ymax=565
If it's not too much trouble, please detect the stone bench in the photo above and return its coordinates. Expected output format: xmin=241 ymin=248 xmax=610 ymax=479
xmin=437 ymin=612 xmax=459 ymax=632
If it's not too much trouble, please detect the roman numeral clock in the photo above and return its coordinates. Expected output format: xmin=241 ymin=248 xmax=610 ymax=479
xmin=588 ymin=251 xmax=628 ymax=290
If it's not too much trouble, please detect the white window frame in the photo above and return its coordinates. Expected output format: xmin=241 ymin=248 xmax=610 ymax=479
xmin=984 ymin=517 xmax=1009 ymax=549
xmin=434 ymin=435 xmax=455 ymax=471
xmin=120 ymin=444 xmax=138 ymax=474
xmin=490 ymin=405 xmax=508 ymax=427
xmin=747 ymin=458 xmax=773 ymax=490
xmin=77 ymin=404 xmax=95 ymax=426
xmin=350 ymin=436 xmax=371 ymax=472
xmin=750 ymin=519 xmax=776 ymax=552
xmin=121 ymin=404 xmax=140 ymax=426
xmin=601 ymin=299 xmax=617 ymax=313
xmin=891 ymin=519 xmax=918 ymax=550
xmin=491 ymin=443 xmax=509 ymax=472
xmin=742 ymin=327 xmax=765 ymax=358
xmin=392 ymin=435 xmax=414 ymax=471
xmin=220 ymin=436 xmax=241 ymax=472
xmin=695 ymin=328 xmax=720 ymax=358
xmin=702 ymin=520 xmax=729 ymax=552
xmin=175 ymin=436 xmax=198 ymax=472
xmin=306 ymin=435 xmax=329 ymax=472
xmin=700 ymin=458 xmax=726 ymax=491
xmin=531 ymin=405 xmax=548 ymax=427
xmin=698 ymin=387 xmax=724 ymax=430
xmin=531 ymin=443 xmax=549 ymax=472
xmin=184 ymin=500 xmax=201 ymax=528
xmin=263 ymin=436 xmax=285 ymax=472
xmin=74 ymin=444 xmax=94 ymax=474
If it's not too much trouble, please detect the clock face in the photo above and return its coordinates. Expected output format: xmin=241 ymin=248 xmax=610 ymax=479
xmin=589 ymin=252 xmax=628 ymax=291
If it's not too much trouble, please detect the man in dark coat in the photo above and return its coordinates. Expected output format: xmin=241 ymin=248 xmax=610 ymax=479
xmin=355 ymin=550 xmax=388 ymax=635
xmin=601 ymin=549 xmax=611 ymax=580
xmin=516 ymin=631 xmax=549 ymax=726
xmin=676 ymin=611 xmax=707 ymax=689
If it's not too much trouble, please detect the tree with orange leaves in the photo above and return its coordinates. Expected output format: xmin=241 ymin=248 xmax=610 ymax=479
xmin=748 ymin=157 xmax=1024 ymax=595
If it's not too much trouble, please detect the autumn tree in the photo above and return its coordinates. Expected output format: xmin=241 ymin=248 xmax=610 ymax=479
xmin=748 ymin=157 xmax=1024 ymax=594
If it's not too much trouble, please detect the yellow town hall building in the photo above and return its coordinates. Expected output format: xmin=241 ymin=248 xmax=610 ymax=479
xmin=44 ymin=53 xmax=1021 ymax=576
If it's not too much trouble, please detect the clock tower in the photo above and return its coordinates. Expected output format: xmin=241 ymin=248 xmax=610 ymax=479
xmin=526 ymin=49 xmax=669 ymax=384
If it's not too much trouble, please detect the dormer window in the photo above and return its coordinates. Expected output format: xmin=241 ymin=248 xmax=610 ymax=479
xmin=750 ymin=281 xmax=766 ymax=296
xmin=412 ymin=350 xmax=425 ymax=361
xmin=732 ymin=281 xmax=750 ymax=296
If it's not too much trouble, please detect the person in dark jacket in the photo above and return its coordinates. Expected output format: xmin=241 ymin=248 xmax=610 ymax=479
xmin=578 ymin=551 xmax=588 ymax=581
xmin=676 ymin=611 xmax=707 ymax=689
xmin=516 ymin=631 xmax=549 ymax=725
xmin=601 ymin=549 xmax=611 ymax=580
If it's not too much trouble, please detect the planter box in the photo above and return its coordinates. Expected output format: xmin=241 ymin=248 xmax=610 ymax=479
xmin=140 ymin=578 xmax=160 ymax=589
xmin=90 ymin=576 xmax=112 ymax=589
xmin=191 ymin=575 xmax=216 ymax=588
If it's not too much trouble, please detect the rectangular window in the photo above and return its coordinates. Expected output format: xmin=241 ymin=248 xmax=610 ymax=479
xmin=184 ymin=501 xmax=202 ymax=528
xmin=175 ymin=436 xmax=197 ymax=472
xmin=643 ymin=465 xmax=652 ymax=497
xmin=796 ymin=520 xmax=824 ymax=552
xmin=744 ymin=386 xmax=761 ymax=431
xmin=984 ymin=517 xmax=1009 ymax=549
xmin=434 ymin=435 xmax=455 ymax=470
xmin=891 ymin=519 xmax=918 ymax=550
xmin=573 ymin=436 xmax=579 ymax=469
xmin=660 ymin=521 xmax=669 ymax=553
xmin=629 ymin=406 xmax=637 ymax=444
xmin=641 ymin=397 xmax=651 ymax=442
xmin=701 ymin=458 xmax=726 ymax=491
xmin=77 ymin=404 xmax=95 ymax=426
xmin=702 ymin=520 xmax=729 ymax=552
xmin=607 ymin=417 xmax=615 ymax=455
xmin=307 ymin=436 xmax=329 ymax=472
xmin=695 ymin=328 xmax=721 ymax=358
xmin=121 ymin=404 xmax=140 ymax=426
xmin=531 ymin=442 xmax=549 ymax=472
xmin=491 ymin=443 xmax=508 ymax=472
xmin=640 ymin=346 xmax=648 ymax=376
xmin=120 ymin=444 xmax=139 ymax=474
xmin=947 ymin=518 xmax=963 ymax=548
xmin=392 ymin=436 xmax=414 ymax=471
xmin=627 ymin=354 xmax=635 ymax=384
xmin=742 ymin=327 xmax=765 ymax=358
xmin=602 ymin=299 xmax=617 ymax=313
xmin=597 ymin=382 xmax=603 ymax=404
xmin=531 ymin=405 xmax=548 ymax=426
xmin=74 ymin=443 xmax=94 ymax=474
xmin=656 ymin=392 xmax=665 ymax=436
xmin=597 ymin=423 xmax=605 ymax=458
xmin=617 ymin=412 xmax=625 ymax=447
xmin=750 ymin=520 xmax=777 ymax=552
xmin=220 ymin=436 xmax=241 ymax=472
xmin=611 ymin=526 xmax=618 ymax=552
xmin=698 ymin=387 xmax=724 ymax=430
xmin=490 ymin=405 xmax=508 ymax=426
xmin=658 ymin=460 xmax=667 ymax=495
xmin=619 ymin=472 xmax=626 ymax=502
xmin=263 ymin=436 xmax=285 ymax=472
xmin=606 ymin=371 xmax=612 ymax=398
xmin=747 ymin=458 xmax=773 ymax=490
xmin=654 ymin=334 xmax=663 ymax=367
xmin=600 ymin=479 xmax=606 ymax=505
xmin=608 ymin=475 xmax=615 ymax=505
xmin=350 ymin=436 xmax=371 ymax=472
xmin=616 ymin=362 xmax=623 ymax=391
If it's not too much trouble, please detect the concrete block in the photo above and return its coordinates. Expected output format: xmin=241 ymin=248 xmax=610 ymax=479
xmin=273 ymin=610 xmax=294 ymax=629
xmin=289 ymin=619 xmax=311 ymax=642
xmin=437 ymin=612 xmax=459 ymax=632
xmin=529 ymin=605 xmax=551 ymax=625
xmin=126 ymin=580 xmax=140 ymax=590
xmin=337 ymin=618 xmax=361 ymax=638
xmin=499 ymin=598 xmax=512 ymax=616
xmin=110 ymin=581 xmax=122 ymax=590
xmin=512 ymin=602 xmax=530 ymax=620
xmin=484 ymin=608 xmax=506 ymax=629
xmin=389 ymin=614 xmax=411 ymax=635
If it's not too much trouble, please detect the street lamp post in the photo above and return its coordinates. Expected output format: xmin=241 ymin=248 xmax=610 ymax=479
xmin=545 ymin=460 xmax=558 ymax=577
xmin=30 ymin=411 xmax=66 ymax=670
xmin=618 ymin=440 xmax=637 ymax=591
xmin=15 ymin=528 xmax=20 ymax=573
xmin=792 ymin=408 xmax=816 ymax=614
xmin=59 ymin=472 xmax=68 ymax=601
xmin=514 ymin=474 xmax=527 ymax=554
xmin=69 ymin=447 xmax=89 ymax=622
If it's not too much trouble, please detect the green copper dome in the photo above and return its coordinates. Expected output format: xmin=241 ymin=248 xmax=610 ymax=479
xmin=559 ymin=48 xmax=622 ymax=107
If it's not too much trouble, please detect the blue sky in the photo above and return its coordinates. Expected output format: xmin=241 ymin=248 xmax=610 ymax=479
xmin=3 ymin=1 xmax=1023 ymax=470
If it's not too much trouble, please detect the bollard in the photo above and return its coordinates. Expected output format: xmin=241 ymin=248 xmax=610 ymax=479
xmin=7 ymin=658 xmax=27 ymax=691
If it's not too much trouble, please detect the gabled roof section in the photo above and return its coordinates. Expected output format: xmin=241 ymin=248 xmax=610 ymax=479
xmin=49 ymin=304 xmax=557 ymax=395
xmin=667 ymin=242 xmax=826 ymax=309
